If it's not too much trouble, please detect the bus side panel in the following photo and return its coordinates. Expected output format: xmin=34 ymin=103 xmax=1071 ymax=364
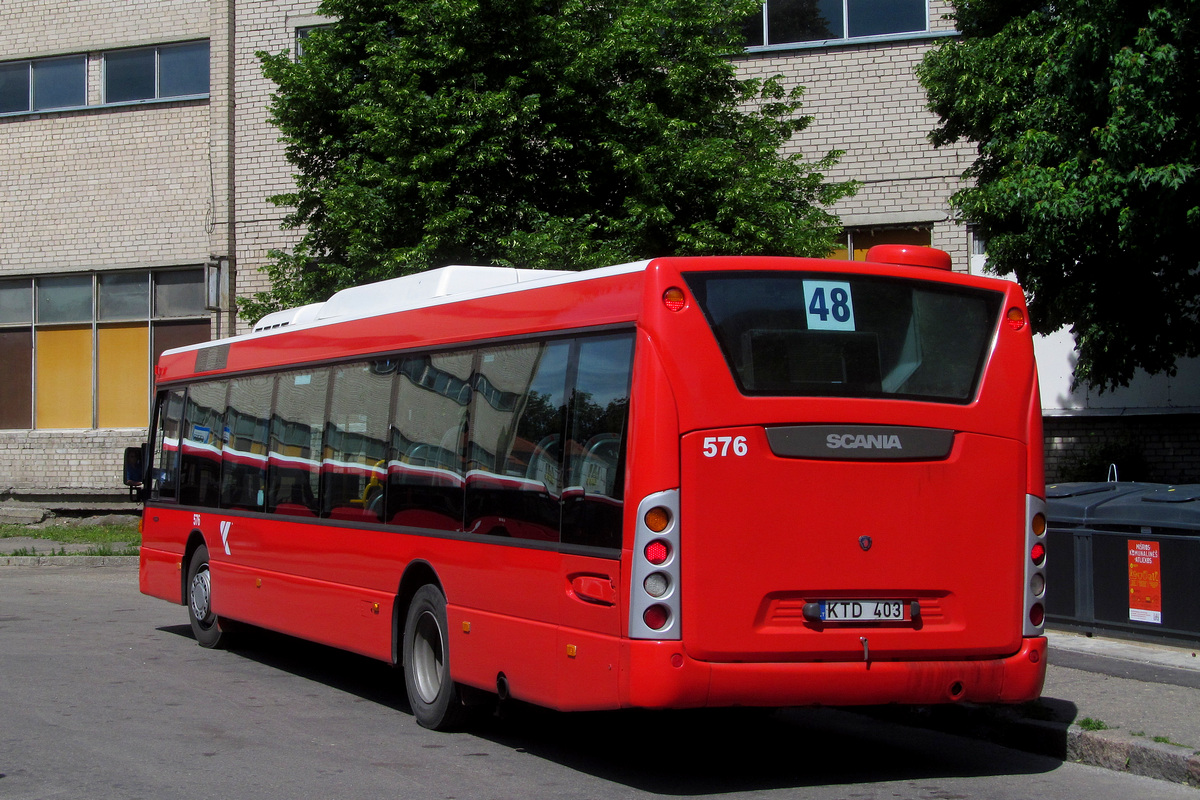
xmin=139 ymin=544 xmax=183 ymax=604
xmin=211 ymin=561 xmax=396 ymax=663
xmin=446 ymin=550 xmax=624 ymax=710
xmin=139 ymin=506 xmax=193 ymax=604
xmin=443 ymin=604 xmax=561 ymax=708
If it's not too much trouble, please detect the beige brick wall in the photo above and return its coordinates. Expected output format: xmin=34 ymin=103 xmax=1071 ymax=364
xmin=735 ymin=2 xmax=975 ymax=270
xmin=0 ymin=428 xmax=144 ymax=493
xmin=0 ymin=0 xmax=208 ymax=58
xmin=0 ymin=0 xmax=213 ymax=494
xmin=0 ymin=104 xmax=212 ymax=274
xmin=0 ymin=0 xmax=212 ymax=276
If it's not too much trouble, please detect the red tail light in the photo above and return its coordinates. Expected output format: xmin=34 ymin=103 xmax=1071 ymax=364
xmin=644 ymin=540 xmax=671 ymax=565
xmin=662 ymin=287 xmax=686 ymax=312
xmin=1029 ymin=603 xmax=1045 ymax=627
xmin=643 ymin=604 xmax=670 ymax=630
xmin=1030 ymin=541 xmax=1046 ymax=566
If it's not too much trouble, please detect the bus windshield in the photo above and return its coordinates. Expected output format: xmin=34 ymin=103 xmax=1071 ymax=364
xmin=684 ymin=271 xmax=1004 ymax=403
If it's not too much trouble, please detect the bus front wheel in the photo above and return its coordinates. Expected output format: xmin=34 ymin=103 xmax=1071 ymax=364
xmin=186 ymin=544 xmax=226 ymax=649
xmin=402 ymin=584 xmax=468 ymax=730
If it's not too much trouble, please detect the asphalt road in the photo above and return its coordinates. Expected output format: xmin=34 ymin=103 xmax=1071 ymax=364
xmin=2 ymin=565 xmax=1196 ymax=800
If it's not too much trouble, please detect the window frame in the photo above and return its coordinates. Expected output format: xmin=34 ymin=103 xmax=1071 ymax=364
xmin=102 ymin=40 xmax=210 ymax=106
xmin=0 ymin=54 xmax=87 ymax=116
xmin=0 ymin=268 xmax=210 ymax=430
xmin=743 ymin=0 xmax=939 ymax=52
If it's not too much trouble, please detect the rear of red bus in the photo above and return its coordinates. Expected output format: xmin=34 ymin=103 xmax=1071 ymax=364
xmin=620 ymin=248 xmax=1046 ymax=709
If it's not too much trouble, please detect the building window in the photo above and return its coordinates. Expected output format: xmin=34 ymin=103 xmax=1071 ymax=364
xmin=0 ymin=55 xmax=86 ymax=114
xmin=295 ymin=26 xmax=331 ymax=59
xmin=744 ymin=0 xmax=928 ymax=48
xmin=0 ymin=270 xmax=210 ymax=430
xmin=104 ymin=41 xmax=209 ymax=104
xmin=830 ymin=226 xmax=932 ymax=261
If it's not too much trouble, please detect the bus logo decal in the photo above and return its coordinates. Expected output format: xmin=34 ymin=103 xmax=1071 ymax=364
xmin=826 ymin=433 xmax=902 ymax=450
xmin=766 ymin=425 xmax=955 ymax=461
xmin=220 ymin=520 xmax=232 ymax=555
xmin=859 ymin=536 xmax=873 ymax=552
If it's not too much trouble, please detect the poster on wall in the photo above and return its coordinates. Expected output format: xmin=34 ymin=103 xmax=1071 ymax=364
xmin=1128 ymin=540 xmax=1162 ymax=624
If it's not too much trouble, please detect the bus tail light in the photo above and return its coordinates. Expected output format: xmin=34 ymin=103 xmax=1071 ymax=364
xmin=662 ymin=287 xmax=687 ymax=312
xmin=644 ymin=540 xmax=670 ymax=565
xmin=1023 ymin=495 xmax=1048 ymax=637
xmin=630 ymin=489 xmax=681 ymax=640
xmin=1029 ymin=603 xmax=1045 ymax=628
xmin=643 ymin=604 xmax=671 ymax=630
xmin=1006 ymin=307 xmax=1027 ymax=331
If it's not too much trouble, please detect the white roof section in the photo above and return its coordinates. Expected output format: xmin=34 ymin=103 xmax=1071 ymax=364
xmin=251 ymin=265 xmax=579 ymax=332
xmin=160 ymin=260 xmax=654 ymax=360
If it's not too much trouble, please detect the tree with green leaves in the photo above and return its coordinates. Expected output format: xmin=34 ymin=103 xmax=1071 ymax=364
xmin=918 ymin=0 xmax=1200 ymax=391
xmin=243 ymin=0 xmax=855 ymax=321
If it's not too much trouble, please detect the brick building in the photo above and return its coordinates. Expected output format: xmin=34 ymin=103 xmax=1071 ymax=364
xmin=1 ymin=0 xmax=1196 ymax=501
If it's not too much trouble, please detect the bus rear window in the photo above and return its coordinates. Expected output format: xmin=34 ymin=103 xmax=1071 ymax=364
xmin=684 ymin=272 xmax=1004 ymax=403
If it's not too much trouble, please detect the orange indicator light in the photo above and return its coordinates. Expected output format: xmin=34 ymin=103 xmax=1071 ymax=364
xmin=663 ymin=287 xmax=687 ymax=312
xmin=644 ymin=506 xmax=671 ymax=532
xmin=1006 ymin=307 xmax=1026 ymax=330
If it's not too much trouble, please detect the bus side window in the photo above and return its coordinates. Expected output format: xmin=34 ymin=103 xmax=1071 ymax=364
xmin=466 ymin=340 xmax=569 ymax=542
xmin=323 ymin=363 xmax=391 ymax=522
xmin=268 ymin=369 xmax=329 ymax=517
xmin=178 ymin=380 xmax=228 ymax=508
xmin=221 ymin=375 xmax=273 ymax=512
xmin=387 ymin=351 xmax=470 ymax=531
xmin=150 ymin=388 xmax=185 ymax=502
xmin=562 ymin=332 xmax=634 ymax=551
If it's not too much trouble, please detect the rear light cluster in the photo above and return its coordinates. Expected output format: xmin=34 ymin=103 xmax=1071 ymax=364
xmin=1024 ymin=496 xmax=1048 ymax=635
xmin=629 ymin=489 xmax=681 ymax=639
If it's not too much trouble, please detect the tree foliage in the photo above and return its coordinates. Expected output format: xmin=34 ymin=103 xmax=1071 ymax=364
xmin=244 ymin=0 xmax=855 ymax=321
xmin=918 ymin=0 xmax=1200 ymax=391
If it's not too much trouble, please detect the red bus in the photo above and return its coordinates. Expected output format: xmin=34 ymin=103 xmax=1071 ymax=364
xmin=127 ymin=245 xmax=1048 ymax=729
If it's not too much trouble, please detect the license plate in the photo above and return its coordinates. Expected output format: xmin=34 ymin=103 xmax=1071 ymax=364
xmin=819 ymin=600 xmax=910 ymax=622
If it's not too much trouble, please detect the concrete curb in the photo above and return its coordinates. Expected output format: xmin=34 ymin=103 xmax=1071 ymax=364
xmin=858 ymin=704 xmax=1200 ymax=788
xmin=0 ymin=555 xmax=138 ymax=567
xmin=1067 ymin=724 xmax=1200 ymax=787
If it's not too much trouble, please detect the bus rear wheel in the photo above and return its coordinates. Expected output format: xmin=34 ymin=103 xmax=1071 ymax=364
xmin=402 ymin=584 xmax=468 ymax=730
xmin=186 ymin=544 xmax=227 ymax=649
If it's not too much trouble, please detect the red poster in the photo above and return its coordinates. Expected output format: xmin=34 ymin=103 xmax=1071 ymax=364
xmin=1128 ymin=540 xmax=1162 ymax=624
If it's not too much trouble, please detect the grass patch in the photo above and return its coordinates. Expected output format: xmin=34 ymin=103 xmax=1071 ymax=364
xmin=0 ymin=523 xmax=140 ymax=556
xmin=1153 ymin=735 xmax=1189 ymax=747
xmin=1078 ymin=717 xmax=1110 ymax=732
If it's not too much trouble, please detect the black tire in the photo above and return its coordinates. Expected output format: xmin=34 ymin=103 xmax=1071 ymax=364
xmin=186 ymin=544 xmax=227 ymax=649
xmin=402 ymin=584 xmax=468 ymax=730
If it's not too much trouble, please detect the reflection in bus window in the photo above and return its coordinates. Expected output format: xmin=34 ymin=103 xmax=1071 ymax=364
xmin=179 ymin=380 xmax=227 ymax=507
xmin=466 ymin=340 xmax=570 ymax=541
xmin=151 ymin=388 xmax=185 ymax=501
xmin=562 ymin=333 xmax=634 ymax=550
xmin=221 ymin=375 xmax=272 ymax=511
xmin=324 ymin=362 xmax=391 ymax=522
xmin=268 ymin=369 xmax=328 ymax=517
xmin=387 ymin=351 xmax=470 ymax=530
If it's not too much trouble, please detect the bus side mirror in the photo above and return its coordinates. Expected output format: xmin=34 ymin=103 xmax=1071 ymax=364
xmin=123 ymin=445 xmax=146 ymax=488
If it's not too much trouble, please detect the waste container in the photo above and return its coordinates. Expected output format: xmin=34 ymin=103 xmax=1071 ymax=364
xmin=1045 ymin=482 xmax=1200 ymax=643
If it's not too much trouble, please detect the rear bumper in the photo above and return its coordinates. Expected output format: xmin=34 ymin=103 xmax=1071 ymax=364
xmin=624 ymin=637 xmax=1047 ymax=709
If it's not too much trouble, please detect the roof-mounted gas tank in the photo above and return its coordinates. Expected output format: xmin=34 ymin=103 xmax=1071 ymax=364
xmin=865 ymin=244 xmax=953 ymax=271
